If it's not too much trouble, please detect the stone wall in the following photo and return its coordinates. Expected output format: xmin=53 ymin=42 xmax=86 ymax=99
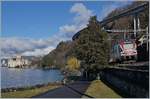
xmin=101 ymin=67 xmax=149 ymax=98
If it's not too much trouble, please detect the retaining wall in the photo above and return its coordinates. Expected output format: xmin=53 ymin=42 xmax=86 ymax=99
xmin=101 ymin=67 xmax=149 ymax=98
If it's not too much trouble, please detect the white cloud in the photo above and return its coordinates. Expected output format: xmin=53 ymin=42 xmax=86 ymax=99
xmin=0 ymin=37 xmax=57 ymax=57
xmin=22 ymin=46 xmax=55 ymax=56
xmin=70 ymin=3 xmax=93 ymax=25
xmin=59 ymin=3 xmax=93 ymax=38
xmin=59 ymin=25 xmax=77 ymax=33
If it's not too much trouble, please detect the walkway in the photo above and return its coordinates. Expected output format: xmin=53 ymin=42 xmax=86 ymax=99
xmin=32 ymin=81 xmax=91 ymax=98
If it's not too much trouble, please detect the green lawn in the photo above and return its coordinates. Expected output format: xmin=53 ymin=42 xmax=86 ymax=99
xmin=1 ymin=84 xmax=61 ymax=98
xmin=83 ymin=80 xmax=122 ymax=98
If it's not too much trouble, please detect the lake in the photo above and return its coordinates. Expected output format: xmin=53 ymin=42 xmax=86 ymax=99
xmin=1 ymin=67 xmax=64 ymax=89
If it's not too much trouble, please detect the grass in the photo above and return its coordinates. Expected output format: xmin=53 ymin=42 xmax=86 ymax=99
xmin=83 ymin=80 xmax=122 ymax=98
xmin=1 ymin=84 xmax=61 ymax=98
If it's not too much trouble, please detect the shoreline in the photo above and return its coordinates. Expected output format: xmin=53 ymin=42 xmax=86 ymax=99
xmin=1 ymin=82 xmax=62 ymax=93
xmin=2 ymin=65 xmax=60 ymax=69
xmin=1 ymin=83 xmax=62 ymax=98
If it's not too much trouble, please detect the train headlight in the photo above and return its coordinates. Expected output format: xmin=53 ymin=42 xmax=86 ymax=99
xmin=121 ymin=52 xmax=125 ymax=56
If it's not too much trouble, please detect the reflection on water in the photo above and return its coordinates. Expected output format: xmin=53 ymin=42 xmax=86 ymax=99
xmin=1 ymin=67 xmax=63 ymax=88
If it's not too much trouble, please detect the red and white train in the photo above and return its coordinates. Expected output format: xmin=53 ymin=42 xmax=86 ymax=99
xmin=109 ymin=40 xmax=137 ymax=63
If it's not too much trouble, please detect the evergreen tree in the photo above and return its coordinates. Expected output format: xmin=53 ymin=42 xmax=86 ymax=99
xmin=73 ymin=16 xmax=110 ymax=71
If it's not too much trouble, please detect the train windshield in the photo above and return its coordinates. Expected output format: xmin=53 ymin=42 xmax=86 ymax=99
xmin=124 ymin=43 xmax=133 ymax=49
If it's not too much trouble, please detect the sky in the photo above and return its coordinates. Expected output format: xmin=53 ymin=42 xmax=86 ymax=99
xmin=1 ymin=1 xmax=133 ymax=57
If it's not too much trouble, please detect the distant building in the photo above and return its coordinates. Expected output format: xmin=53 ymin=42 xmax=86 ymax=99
xmin=7 ymin=55 xmax=31 ymax=68
xmin=1 ymin=59 xmax=8 ymax=67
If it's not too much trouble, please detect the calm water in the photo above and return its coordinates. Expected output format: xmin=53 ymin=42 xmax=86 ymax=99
xmin=1 ymin=67 xmax=64 ymax=89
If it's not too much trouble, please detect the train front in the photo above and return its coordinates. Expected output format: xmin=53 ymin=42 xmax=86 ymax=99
xmin=120 ymin=41 xmax=137 ymax=61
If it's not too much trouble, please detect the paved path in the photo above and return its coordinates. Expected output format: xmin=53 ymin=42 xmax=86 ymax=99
xmin=32 ymin=81 xmax=91 ymax=98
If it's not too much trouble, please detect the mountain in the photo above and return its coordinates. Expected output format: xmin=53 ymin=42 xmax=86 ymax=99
xmin=41 ymin=40 xmax=74 ymax=68
xmin=105 ymin=1 xmax=148 ymax=39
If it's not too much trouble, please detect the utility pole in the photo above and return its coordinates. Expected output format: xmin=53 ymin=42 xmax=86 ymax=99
xmin=134 ymin=15 xmax=137 ymax=38
xmin=137 ymin=17 xmax=140 ymax=30
xmin=137 ymin=17 xmax=140 ymax=38
xmin=146 ymin=27 xmax=149 ymax=51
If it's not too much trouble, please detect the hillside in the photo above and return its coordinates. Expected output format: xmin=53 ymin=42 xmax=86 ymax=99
xmin=105 ymin=1 xmax=148 ymax=29
xmin=41 ymin=41 xmax=74 ymax=68
xmin=105 ymin=1 xmax=148 ymax=41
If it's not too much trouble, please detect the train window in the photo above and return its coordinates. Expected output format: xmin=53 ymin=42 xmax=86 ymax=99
xmin=124 ymin=44 xmax=133 ymax=49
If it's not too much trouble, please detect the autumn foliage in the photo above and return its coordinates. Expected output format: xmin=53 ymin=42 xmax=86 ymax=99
xmin=67 ymin=57 xmax=80 ymax=71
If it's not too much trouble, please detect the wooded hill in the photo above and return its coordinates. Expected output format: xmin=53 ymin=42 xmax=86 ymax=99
xmin=41 ymin=41 xmax=74 ymax=68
